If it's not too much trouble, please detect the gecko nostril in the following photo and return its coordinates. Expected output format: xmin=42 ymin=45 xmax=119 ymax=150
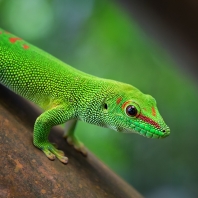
xmin=162 ymin=129 xmax=166 ymax=133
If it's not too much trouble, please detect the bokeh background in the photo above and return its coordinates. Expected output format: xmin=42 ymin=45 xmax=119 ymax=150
xmin=0 ymin=0 xmax=198 ymax=197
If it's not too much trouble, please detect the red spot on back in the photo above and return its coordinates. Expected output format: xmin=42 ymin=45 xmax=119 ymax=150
xmin=0 ymin=31 xmax=2 ymax=34
xmin=23 ymin=44 xmax=29 ymax=49
xmin=122 ymin=101 xmax=131 ymax=109
xmin=116 ymin=97 xmax=122 ymax=105
xmin=138 ymin=114 xmax=160 ymax=129
xmin=9 ymin=37 xmax=22 ymax=43
xmin=152 ymin=107 xmax=156 ymax=117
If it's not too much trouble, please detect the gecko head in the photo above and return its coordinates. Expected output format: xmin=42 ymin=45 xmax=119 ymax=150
xmin=100 ymin=84 xmax=170 ymax=139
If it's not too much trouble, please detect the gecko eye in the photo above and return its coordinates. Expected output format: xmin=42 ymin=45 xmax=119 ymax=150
xmin=126 ymin=105 xmax=138 ymax=117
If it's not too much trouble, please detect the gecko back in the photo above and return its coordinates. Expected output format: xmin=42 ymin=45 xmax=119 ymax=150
xmin=0 ymin=28 xmax=93 ymax=109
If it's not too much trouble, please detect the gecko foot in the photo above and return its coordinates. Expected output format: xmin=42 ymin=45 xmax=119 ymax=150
xmin=66 ymin=136 xmax=87 ymax=156
xmin=38 ymin=143 xmax=68 ymax=164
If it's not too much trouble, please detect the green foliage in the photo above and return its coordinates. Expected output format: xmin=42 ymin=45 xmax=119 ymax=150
xmin=0 ymin=0 xmax=53 ymax=40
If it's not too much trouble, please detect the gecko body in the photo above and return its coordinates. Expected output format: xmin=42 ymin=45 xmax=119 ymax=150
xmin=0 ymin=28 xmax=170 ymax=163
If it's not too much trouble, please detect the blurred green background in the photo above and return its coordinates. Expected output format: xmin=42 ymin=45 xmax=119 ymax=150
xmin=0 ymin=0 xmax=198 ymax=197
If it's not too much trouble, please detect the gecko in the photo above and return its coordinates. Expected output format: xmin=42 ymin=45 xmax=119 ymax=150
xmin=0 ymin=28 xmax=170 ymax=163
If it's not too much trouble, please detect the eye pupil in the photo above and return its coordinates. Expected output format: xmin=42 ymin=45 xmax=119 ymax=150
xmin=126 ymin=105 xmax=138 ymax=117
xmin=104 ymin=103 xmax=108 ymax=110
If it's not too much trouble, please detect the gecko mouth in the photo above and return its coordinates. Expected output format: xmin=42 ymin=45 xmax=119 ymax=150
xmin=123 ymin=126 xmax=170 ymax=139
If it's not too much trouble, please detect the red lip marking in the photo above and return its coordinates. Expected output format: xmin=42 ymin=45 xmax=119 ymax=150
xmin=138 ymin=114 xmax=160 ymax=129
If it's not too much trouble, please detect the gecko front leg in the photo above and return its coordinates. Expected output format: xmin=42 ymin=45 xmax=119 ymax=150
xmin=33 ymin=104 xmax=74 ymax=164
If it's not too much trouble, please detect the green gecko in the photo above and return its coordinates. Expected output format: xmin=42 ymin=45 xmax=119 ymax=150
xmin=0 ymin=28 xmax=170 ymax=163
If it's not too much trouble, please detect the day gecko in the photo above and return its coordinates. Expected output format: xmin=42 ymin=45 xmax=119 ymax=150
xmin=0 ymin=28 xmax=170 ymax=163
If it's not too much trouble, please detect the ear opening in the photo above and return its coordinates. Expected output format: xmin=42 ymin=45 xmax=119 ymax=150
xmin=104 ymin=103 xmax=108 ymax=110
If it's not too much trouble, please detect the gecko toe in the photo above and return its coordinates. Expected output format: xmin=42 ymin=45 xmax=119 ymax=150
xmin=38 ymin=143 xmax=68 ymax=163
xmin=42 ymin=149 xmax=56 ymax=161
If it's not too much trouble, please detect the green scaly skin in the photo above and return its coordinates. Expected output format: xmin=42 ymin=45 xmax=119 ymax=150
xmin=0 ymin=28 xmax=170 ymax=163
